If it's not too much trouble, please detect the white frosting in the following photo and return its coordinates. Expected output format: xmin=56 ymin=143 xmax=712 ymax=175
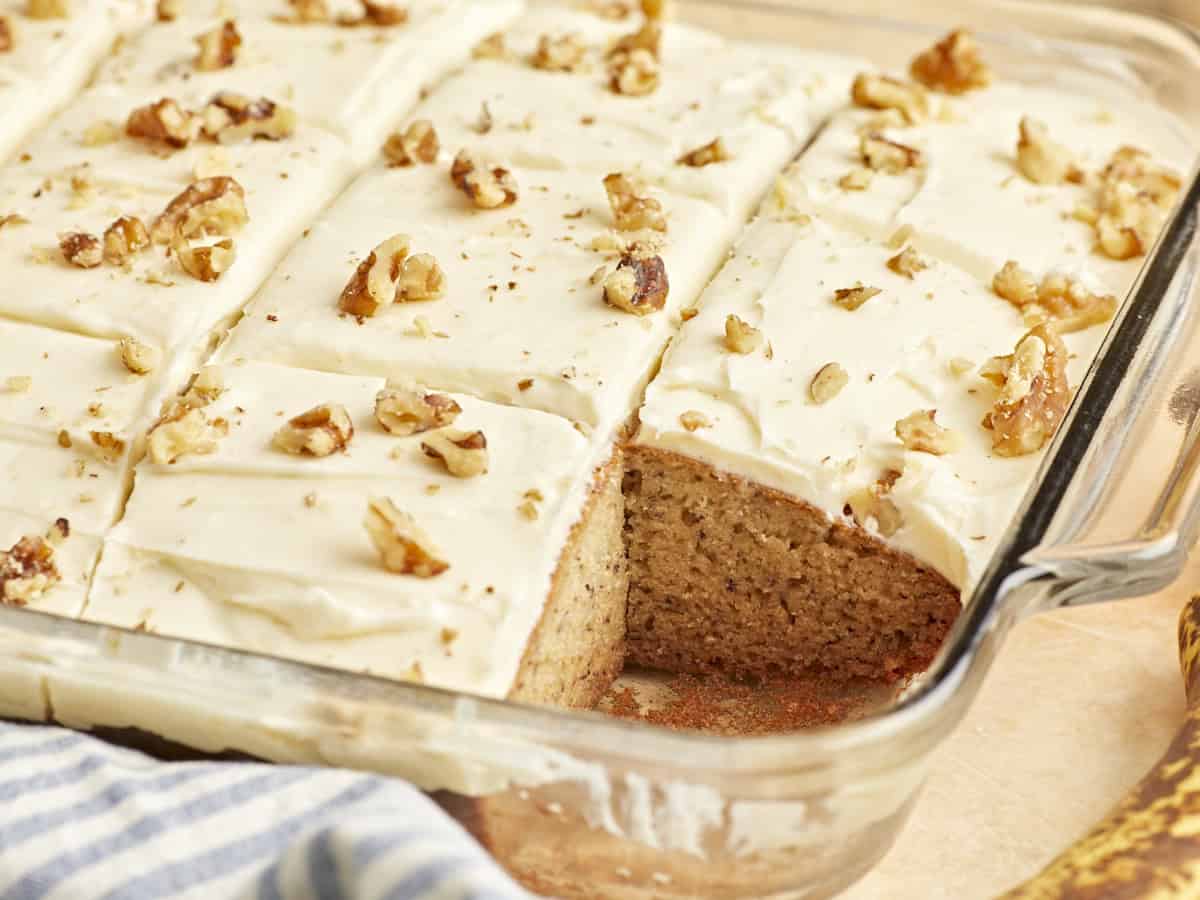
xmin=84 ymin=360 xmax=610 ymax=698
xmin=0 ymin=0 xmax=153 ymax=163
xmin=787 ymin=79 xmax=1192 ymax=292
xmin=634 ymin=213 xmax=1113 ymax=591
xmin=93 ymin=0 xmax=522 ymax=165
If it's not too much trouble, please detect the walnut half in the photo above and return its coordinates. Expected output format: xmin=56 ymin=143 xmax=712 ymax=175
xmin=993 ymin=261 xmax=1117 ymax=333
xmin=273 ymin=403 xmax=355 ymax=457
xmin=382 ymin=120 xmax=439 ymax=166
xmin=146 ymin=407 xmax=226 ymax=464
xmin=450 ymin=150 xmax=518 ymax=209
xmin=982 ymin=324 xmax=1069 ymax=457
xmin=375 ymin=384 xmax=461 ymax=435
xmin=364 ymin=498 xmax=449 ymax=577
xmin=103 ymin=216 xmax=150 ymax=264
xmin=421 ymin=428 xmax=488 ymax=477
xmin=201 ymin=93 xmax=297 ymax=144
xmin=603 ymin=253 xmax=669 ymax=316
xmin=1 ymin=519 xmax=69 ymax=606
xmin=909 ymin=29 xmax=991 ymax=94
xmin=152 ymin=176 xmax=249 ymax=244
xmin=59 ymin=231 xmax=102 ymax=268
xmin=126 ymin=98 xmax=200 ymax=149
xmin=851 ymin=73 xmax=928 ymax=125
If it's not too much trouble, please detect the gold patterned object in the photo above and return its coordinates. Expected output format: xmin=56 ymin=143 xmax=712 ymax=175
xmin=998 ymin=595 xmax=1200 ymax=899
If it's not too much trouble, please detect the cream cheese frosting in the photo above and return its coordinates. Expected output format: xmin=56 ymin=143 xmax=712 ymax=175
xmin=633 ymin=211 xmax=1113 ymax=592
xmin=93 ymin=0 xmax=522 ymax=165
xmin=0 ymin=0 xmax=153 ymax=163
xmin=84 ymin=360 xmax=609 ymax=698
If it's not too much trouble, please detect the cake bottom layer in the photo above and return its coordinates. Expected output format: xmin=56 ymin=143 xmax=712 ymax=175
xmin=622 ymin=445 xmax=961 ymax=683
xmin=509 ymin=450 xmax=628 ymax=708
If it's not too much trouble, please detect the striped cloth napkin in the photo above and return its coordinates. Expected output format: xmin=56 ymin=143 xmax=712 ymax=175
xmin=0 ymin=723 xmax=536 ymax=900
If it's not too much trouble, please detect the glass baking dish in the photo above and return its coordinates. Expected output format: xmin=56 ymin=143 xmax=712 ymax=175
xmin=4 ymin=1 xmax=1200 ymax=897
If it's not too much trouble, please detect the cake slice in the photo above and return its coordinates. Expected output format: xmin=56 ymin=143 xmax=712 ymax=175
xmin=625 ymin=207 xmax=1119 ymax=682
xmin=0 ymin=0 xmax=152 ymax=162
xmin=84 ymin=360 xmax=626 ymax=705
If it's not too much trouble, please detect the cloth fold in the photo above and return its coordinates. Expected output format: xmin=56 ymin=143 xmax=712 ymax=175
xmin=0 ymin=723 xmax=535 ymax=900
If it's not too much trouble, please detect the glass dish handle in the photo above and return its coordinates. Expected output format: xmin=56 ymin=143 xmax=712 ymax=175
xmin=986 ymin=164 xmax=1200 ymax=618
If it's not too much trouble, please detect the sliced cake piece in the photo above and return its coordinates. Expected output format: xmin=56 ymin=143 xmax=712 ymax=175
xmin=219 ymin=159 xmax=731 ymax=437
xmin=625 ymin=210 xmax=1115 ymax=682
xmin=0 ymin=0 xmax=152 ymax=162
xmin=785 ymin=33 xmax=1189 ymax=293
xmin=94 ymin=0 xmax=521 ymax=164
xmin=85 ymin=360 xmax=627 ymax=705
xmin=426 ymin=5 xmax=862 ymax=218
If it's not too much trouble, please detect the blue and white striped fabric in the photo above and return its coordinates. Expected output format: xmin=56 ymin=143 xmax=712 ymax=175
xmin=0 ymin=723 xmax=537 ymax=900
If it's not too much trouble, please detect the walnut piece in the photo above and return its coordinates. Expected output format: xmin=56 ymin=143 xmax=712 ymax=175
xmin=396 ymin=253 xmax=446 ymax=302
xmin=195 ymin=19 xmax=241 ymax=71
xmin=677 ymin=137 xmax=729 ymax=168
xmin=679 ymin=410 xmax=711 ymax=432
xmin=833 ymin=283 xmax=881 ymax=311
xmin=896 ymin=409 xmax=960 ymax=455
xmin=604 ymin=172 xmax=667 ymax=232
xmin=851 ymin=73 xmax=928 ymax=125
xmin=723 ymin=314 xmax=762 ymax=354
xmin=983 ymin=325 xmax=1069 ymax=457
xmin=861 ymin=133 xmax=923 ymax=174
xmin=886 ymin=246 xmax=928 ymax=279
xmin=103 ymin=216 xmax=150 ymax=264
xmin=173 ymin=237 xmax=236 ymax=282
xmin=839 ymin=167 xmax=873 ymax=191
xmin=609 ymin=47 xmax=659 ymax=96
xmin=608 ymin=20 xmax=660 ymax=59
xmin=0 ymin=17 xmax=15 ymax=52
xmin=421 ymin=428 xmax=488 ymax=477
xmin=146 ymin=407 xmax=226 ymax=464
xmin=90 ymin=431 xmax=126 ymax=462
xmin=603 ymin=253 xmax=668 ymax=315
xmin=531 ymin=33 xmax=587 ymax=72
xmin=181 ymin=366 xmax=224 ymax=407
xmin=284 ymin=0 xmax=329 ymax=22
xmin=382 ymin=119 xmax=439 ymax=166
xmin=201 ymin=92 xmax=297 ymax=143
xmin=909 ymin=29 xmax=991 ymax=94
xmin=1016 ymin=117 xmax=1079 ymax=185
xmin=338 ymin=234 xmax=410 ymax=317
xmin=152 ymin=176 xmax=248 ymax=244
xmin=365 ymin=498 xmax=449 ymax=577
xmin=156 ymin=0 xmax=181 ymax=21
xmin=472 ymin=31 xmax=509 ymax=60
xmin=450 ymin=150 xmax=518 ymax=209
xmin=1091 ymin=146 xmax=1181 ymax=261
xmin=810 ymin=362 xmax=849 ymax=404
xmin=375 ymin=384 xmax=461 ymax=435
xmin=27 ymin=0 xmax=69 ymax=20
xmin=0 ymin=519 xmax=68 ymax=606
xmin=126 ymin=98 xmax=199 ymax=149
xmin=992 ymin=262 xmax=1117 ymax=333
xmin=356 ymin=0 xmax=407 ymax=25
xmin=273 ymin=403 xmax=355 ymax=457
xmin=59 ymin=231 xmax=102 ymax=268
xmin=846 ymin=470 xmax=902 ymax=537
xmin=119 ymin=336 xmax=159 ymax=375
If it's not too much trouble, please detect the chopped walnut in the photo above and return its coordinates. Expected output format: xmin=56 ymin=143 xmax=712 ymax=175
xmin=338 ymin=234 xmax=410 ymax=317
xmin=0 ymin=16 xmax=14 ymax=52
xmin=851 ymin=73 xmax=928 ymax=125
xmin=833 ymin=283 xmax=881 ymax=311
xmin=531 ymin=33 xmax=587 ymax=72
xmin=273 ymin=403 xmax=355 ymax=457
xmin=126 ymin=98 xmax=199 ymax=149
xmin=982 ymin=325 xmax=1069 ymax=457
xmin=181 ymin=366 xmax=224 ymax=408
xmin=1016 ymin=117 xmax=1079 ymax=185
xmin=152 ymin=176 xmax=248 ymax=244
xmin=90 ymin=431 xmax=126 ymax=462
xmin=364 ymin=497 xmax=448 ymax=577
xmin=472 ymin=31 xmax=509 ymax=60
xmin=603 ymin=172 xmax=666 ymax=232
xmin=846 ymin=471 xmax=902 ymax=537
xmin=723 ymin=315 xmax=762 ymax=354
xmin=0 ymin=520 xmax=68 ymax=606
xmin=909 ymin=29 xmax=991 ymax=94
xmin=375 ymin=384 xmax=461 ymax=435
xmin=59 ymin=232 xmax=102 ymax=268
xmin=382 ymin=119 xmax=439 ymax=166
xmin=27 ymin=0 xmax=68 ymax=19
xmin=677 ymin=137 xmax=729 ymax=168
xmin=119 ymin=336 xmax=159 ymax=375
xmin=146 ymin=407 xmax=226 ymax=464
xmin=641 ymin=0 xmax=668 ymax=17
xmin=450 ymin=150 xmax=518 ymax=210
xmin=839 ymin=167 xmax=873 ymax=191
xmin=679 ymin=410 xmax=710 ymax=432
xmin=992 ymin=262 xmax=1117 ymax=333
xmin=608 ymin=20 xmax=660 ymax=59
xmin=896 ymin=409 xmax=959 ymax=455
xmin=603 ymin=253 xmax=668 ymax=315
xmin=156 ymin=0 xmax=181 ymax=21
xmin=421 ymin=428 xmax=488 ymax=477
xmin=200 ymin=92 xmax=297 ymax=143
xmin=395 ymin=253 xmax=446 ymax=302
xmin=886 ymin=246 xmax=928 ymax=279
xmin=195 ymin=19 xmax=241 ymax=71
xmin=284 ymin=0 xmax=329 ymax=21
xmin=356 ymin=0 xmax=407 ymax=25
xmin=1091 ymin=146 xmax=1181 ymax=261
xmin=173 ymin=237 xmax=236 ymax=282
xmin=810 ymin=362 xmax=849 ymax=404
xmin=103 ymin=216 xmax=149 ymax=264
xmin=860 ymin=133 xmax=923 ymax=174
xmin=609 ymin=47 xmax=659 ymax=96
